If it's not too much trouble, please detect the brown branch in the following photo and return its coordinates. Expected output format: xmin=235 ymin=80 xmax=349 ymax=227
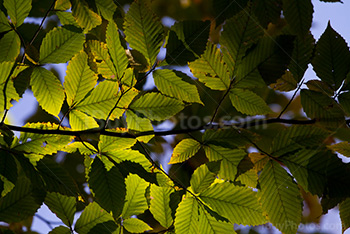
xmin=0 ymin=118 xmax=316 ymax=138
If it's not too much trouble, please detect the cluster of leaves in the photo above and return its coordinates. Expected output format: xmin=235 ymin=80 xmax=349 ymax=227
xmin=0 ymin=0 xmax=349 ymax=233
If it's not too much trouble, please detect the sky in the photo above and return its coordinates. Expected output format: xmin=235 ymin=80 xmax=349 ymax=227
xmin=6 ymin=0 xmax=350 ymax=233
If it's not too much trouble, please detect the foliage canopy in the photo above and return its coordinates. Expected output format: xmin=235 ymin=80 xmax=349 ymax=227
xmin=0 ymin=0 xmax=349 ymax=233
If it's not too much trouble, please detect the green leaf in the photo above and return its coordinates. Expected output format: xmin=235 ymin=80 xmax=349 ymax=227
xmin=36 ymin=157 xmax=78 ymax=196
xmin=130 ymin=92 xmax=184 ymax=121
xmin=88 ymin=221 xmax=118 ymax=234
xmin=30 ymin=67 xmax=65 ymax=117
xmin=229 ymin=88 xmax=272 ymax=115
xmin=259 ymin=160 xmax=302 ymax=234
xmin=64 ymin=50 xmax=98 ymax=107
xmin=289 ymin=32 xmax=315 ymax=82
xmin=199 ymin=182 xmax=266 ymax=225
xmin=57 ymin=11 xmax=80 ymax=27
xmin=312 ymin=22 xmax=350 ymax=90
xmin=202 ymin=128 xmax=254 ymax=148
xmin=327 ymin=141 xmax=350 ymax=157
xmin=305 ymin=79 xmax=334 ymax=96
xmin=121 ymin=174 xmax=149 ymax=218
xmin=153 ymin=69 xmax=202 ymax=104
xmin=0 ymin=10 xmax=11 ymax=33
xmin=204 ymin=145 xmax=246 ymax=181
xmin=198 ymin=206 xmax=236 ymax=234
xmin=75 ymin=80 xmax=118 ymax=119
xmin=236 ymin=35 xmax=294 ymax=85
xmin=220 ymin=5 xmax=264 ymax=74
xmin=0 ymin=62 xmax=20 ymax=110
xmin=39 ymin=26 xmax=85 ymax=64
xmin=45 ymin=192 xmax=76 ymax=227
xmin=150 ymin=184 xmax=174 ymax=228
xmin=3 ymin=0 xmax=32 ymax=27
xmin=189 ymin=42 xmax=230 ymax=91
xmin=95 ymin=0 xmax=117 ymax=21
xmin=174 ymin=194 xmax=199 ymax=234
xmin=300 ymin=89 xmax=344 ymax=127
xmin=340 ymin=198 xmax=350 ymax=233
xmin=88 ymin=157 xmax=126 ymax=218
xmin=87 ymin=40 xmax=116 ymax=79
xmin=169 ymin=139 xmax=201 ymax=164
xmin=271 ymin=125 xmax=329 ymax=157
xmin=0 ymin=177 xmax=45 ymax=223
xmin=55 ymin=0 xmax=71 ymax=11
xmin=108 ymin=149 xmax=152 ymax=173
xmin=124 ymin=0 xmax=164 ymax=66
xmin=12 ymin=123 xmax=72 ymax=155
xmin=49 ymin=226 xmax=71 ymax=234
xmin=190 ymin=163 xmax=217 ymax=194
xmin=123 ymin=218 xmax=152 ymax=233
xmin=106 ymin=21 xmax=128 ymax=79
xmin=338 ymin=91 xmax=350 ymax=115
xmin=99 ymin=135 xmax=136 ymax=153
xmin=69 ymin=109 xmax=99 ymax=131
xmin=72 ymin=0 xmax=102 ymax=32
xmin=164 ymin=20 xmax=210 ymax=65
xmin=125 ymin=110 xmax=154 ymax=143
xmin=0 ymin=150 xmax=17 ymax=185
xmin=252 ymin=0 xmax=282 ymax=27
xmin=283 ymin=0 xmax=314 ymax=37
xmin=62 ymin=141 xmax=96 ymax=155
xmin=74 ymin=202 xmax=114 ymax=234
xmin=0 ymin=31 xmax=20 ymax=62
xmin=270 ymin=71 xmax=298 ymax=92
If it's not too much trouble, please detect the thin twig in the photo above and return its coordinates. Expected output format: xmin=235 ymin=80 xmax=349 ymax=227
xmin=277 ymin=78 xmax=305 ymax=119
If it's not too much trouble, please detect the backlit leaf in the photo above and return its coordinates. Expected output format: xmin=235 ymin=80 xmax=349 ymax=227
xmin=88 ymin=157 xmax=126 ymax=218
xmin=30 ymin=67 xmax=64 ymax=117
xmin=95 ymin=0 xmax=117 ymax=21
xmin=229 ymin=88 xmax=272 ymax=115
xmin=150 ymin=184 xmax=174 ymax=228
xmin=199 ymin=182 xmax=266 ymax=225
xmin=190 ymin=163 xmax=217 ymax=194
xmin=121 ymin=174 xmax=149 ymax=218
xmin=69 ymin=109 xmax=99 ymax=131
xmin=39 ymin=26 xmax=85 ymax=64
xmin=124 ymin=0 xmax=164 ymax=66
xmin=327 ymin=141 xmax=350 ymax=157
xmin=123 ymin=218 xmax=152 ymax=233
xmin=312 ymin=22 xmax=350 ymax=90
xmin=259 ymin=160 xmax=302 ymax=234
xmin=189 ymin=42 xmax=230 ymax=91
xmin=45 ymin=192 xmax=76 ymax=227
xmin=153 ymin=69 xmax=202 ymax=104
xmin=64 ymin=50 xmax=98 ymax=106
xmin=72 ymin=0 xmax=102 ymax=32
xmin=75 ymin=202 xmax=114 ymax=233
xmin=4 ymin=0 xmax=32 ymax=27
xmin=130 ymin=93 xmax=184 ymax=121
xmin=0 ymin=31 xmax=21 ymax=62
xmin=106 ymin=21 xmax=128 ymax=79
xmin=169 ymin=138 xmax=201 ymax=164
xmin=174 ymin=194 xmax=199 ymax=234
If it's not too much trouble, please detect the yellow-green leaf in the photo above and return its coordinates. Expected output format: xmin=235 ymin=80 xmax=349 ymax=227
xmin=123 ymin=218 xmax=152 ymax=233
xmin=0 ymin=31 xmax=21 ymax=62
xmin=153 ymin=69 xmax=203 ymax=104
xmin=45 ymin=192 xmax=76 ymax=227
xmin=259 ymin=160 xmax=302 ymax=234
xmin=130 ymin=93 xmax=184 ymax=121
xmin=124 ymin=0 xmax=164 ymax=66
xmin=229 ymin=88 xmax=272 ymax=115
xmin=72 ymin=0 xmax=102 ymax=32
xmin=4 ymin=0 xmax=32 ymax=27
xmin=95 ymin=0 xmax=117 ymax=21
xmin=169 ymin=138 xmax=201 ymax=164
xmin=69 ymin=109 xmax=99 ymax=131
xmin=64 ymin=50 xmax=98 ymax=106
xmin=150 ymin=184 xmax=174 ymax=228
xmin=39 ymin=26 xmax=85 ymax=64
xmin=121 ymin=174 xmax=149 ymax=218
xmin=189 ymin=42 xmax=230 ymax=91
xmin=30 ymin=67 xmax=64 ymax=117
xmin=174 ymin=194 xmax=199 ymax=234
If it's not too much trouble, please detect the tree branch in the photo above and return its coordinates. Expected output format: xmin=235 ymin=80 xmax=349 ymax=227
xmin=0 ymin=118 xmax=317 ymax=139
